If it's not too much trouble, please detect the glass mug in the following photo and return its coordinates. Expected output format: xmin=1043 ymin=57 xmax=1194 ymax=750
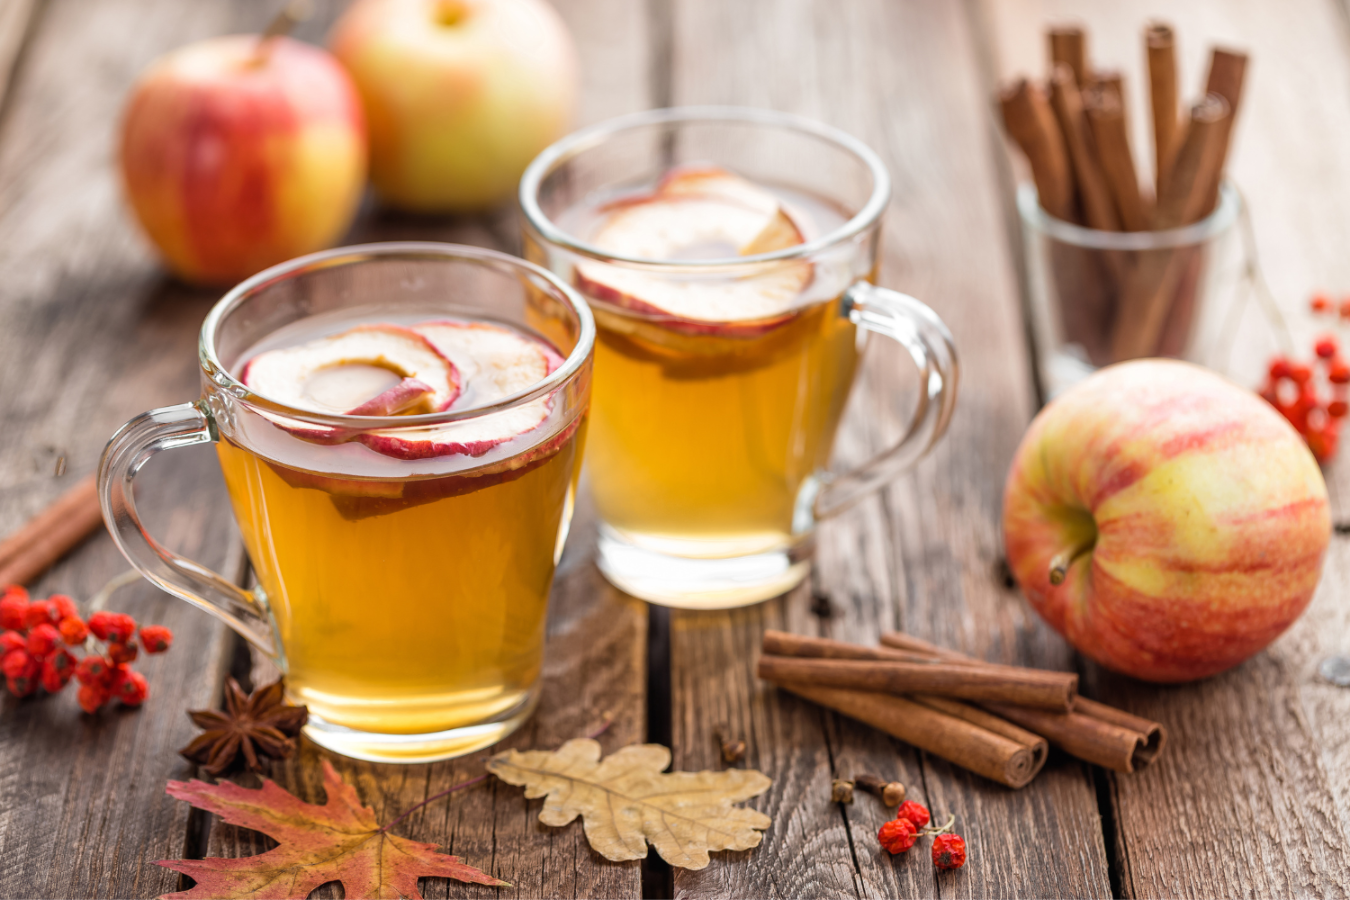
xmin=98 ymin=244 xmax=595 ymax=763
xmin=521 ymin=107 xmax=959 ymax=609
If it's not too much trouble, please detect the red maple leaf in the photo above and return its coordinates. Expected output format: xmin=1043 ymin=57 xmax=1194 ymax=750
xmin=157 ymin=760 xmax=507 ymax=899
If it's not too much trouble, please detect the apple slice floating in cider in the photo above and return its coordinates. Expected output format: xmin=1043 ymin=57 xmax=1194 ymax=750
xmin=574 ymin=166 xmax=814 ymax=333
xmin=356 ymin=321 xmax=560 ymax=460
xmin=243 ymin=324 xmax=460 ymax=416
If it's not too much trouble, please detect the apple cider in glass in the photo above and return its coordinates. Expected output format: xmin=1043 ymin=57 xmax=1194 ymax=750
xmin=557 ymin=168 xmax=864 ymax=559
xmin=218 ymin=312 xmax=584 ymax=748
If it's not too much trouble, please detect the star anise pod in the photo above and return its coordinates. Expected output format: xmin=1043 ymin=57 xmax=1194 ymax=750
xmin=180 ymin=677 xmax=308 ymax=776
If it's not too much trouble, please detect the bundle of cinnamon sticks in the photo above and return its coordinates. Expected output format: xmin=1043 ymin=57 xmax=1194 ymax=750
xmin=999 ymin=23 xmax=1248 ymax=365
xmin=758 ymin=630 xmax=1165 ymax=789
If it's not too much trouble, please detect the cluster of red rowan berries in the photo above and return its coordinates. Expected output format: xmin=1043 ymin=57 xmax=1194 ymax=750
xmin=876 ymin=801 xmax=966 ymax=870
xmin=1260 ymin=320 xmax=1349 ymax=464
xmin=0 ymin=584 xmax=172 ymax=712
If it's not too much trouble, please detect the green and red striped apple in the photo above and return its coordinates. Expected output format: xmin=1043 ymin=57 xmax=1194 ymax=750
xmin=1003 ymin=360 xmax=1330 ymax=682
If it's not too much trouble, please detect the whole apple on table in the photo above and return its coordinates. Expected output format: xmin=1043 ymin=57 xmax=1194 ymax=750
xmin=119 ymin=34 xmax=367 ymax=285
xmin=330 ymin=0 xmax=578 ymax=213
xmin=1003 ymin=360 xmax=1331 ymax=683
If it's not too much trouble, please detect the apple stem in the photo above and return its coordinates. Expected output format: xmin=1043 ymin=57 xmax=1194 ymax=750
xmin=1048 ymin=540 xmax=1094 ymax=585
xmin=253 ymin=0 xmax=313 ymax=64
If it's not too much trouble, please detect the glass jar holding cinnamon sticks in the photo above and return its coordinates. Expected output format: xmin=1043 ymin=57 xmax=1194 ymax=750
xmin=1019 ymin=180 xmax=1241 ymax=397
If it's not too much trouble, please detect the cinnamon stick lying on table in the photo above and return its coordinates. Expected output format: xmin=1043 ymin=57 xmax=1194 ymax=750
xmin=1084 ymin=83 xmax=1151 ymax=231
xmin=773 ymin=681 xmax=1047 ymax=789
xmin=999 ymin=78 xmax=1075 ymax=221
xmin=879 ymin=632 xmax=1167 ymax=772
xmin=756 ymin=654 xmax=1077 ymax=712
xmin=1050 ymin=63 xmax=1119 ymax=232
xmin=1145 ymin=23 xmax=1179 ymax=192
xmin=0 ymin=474 xmax=104 ymax=586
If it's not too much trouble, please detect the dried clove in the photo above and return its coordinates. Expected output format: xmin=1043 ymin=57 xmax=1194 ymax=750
xmin=855 ymin=773 xmax=906 ymax=806
xmin=830 ymin=778 xmax=855 ymax=804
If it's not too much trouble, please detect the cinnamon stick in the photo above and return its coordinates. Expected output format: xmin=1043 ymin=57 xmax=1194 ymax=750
xmin=999 ymin=78 xmax=1075 ymax=220
xmin=1050 ymin=63 xmax=1119 ymax=232
xmin=1199 ymin=47 xmax=1248 ymax=214
xmin=774 ymin=681 xmax=1046 ymax=789
xmin=880 ymin=632 xmax=1167 ymax=771
xmin=911 ymin=694 xmax=1049 ymax=767
xmin=0 ymin=474 xmax=104 ymax=586
xmin=1048 ymin=26 xmax=1087 ymax=87
xmin=764 ymin=629 xmax=957 ymax=665
xmin=984 ymin=702 xmax=1161 ymax=773
xmin=1084 ymin=84 xmax=1151 ymax=231
xmin=756 ymin=654 xmax=1077 ymax=712
xmin=1146 ymin=23 xmax=1180 ymax=192
xmin=1109 ymin=93 xmax=1230 ymax=361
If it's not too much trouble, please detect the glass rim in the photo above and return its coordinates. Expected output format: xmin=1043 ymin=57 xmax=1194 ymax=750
xmin=518 ymin=105 xmax=893 ymax=266
xmin=1018 ymin=180 xmax=1241 ymax=250
xmin=198 ymin=242 xmax=596 ymax=429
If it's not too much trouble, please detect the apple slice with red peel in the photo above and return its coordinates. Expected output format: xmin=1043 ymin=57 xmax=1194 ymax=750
xmin=575 ymin=166 xmax=813 ymax=334
xmin=243 ymin=324 xmax=459 ymax=415
xmin=358 ymin=321 xmax=559 ymax=460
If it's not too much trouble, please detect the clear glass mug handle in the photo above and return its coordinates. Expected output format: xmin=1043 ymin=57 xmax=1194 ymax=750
xmin=814 ymin=282 xmax=960 ymax=520
xmin=97 ymin=401 xmax=277 ymax=658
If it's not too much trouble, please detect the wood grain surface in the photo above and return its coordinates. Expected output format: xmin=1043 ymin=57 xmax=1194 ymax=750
xmin=2 ymin=0 xmax=1350 ymax=897
xmin=978 ymin=0 xmax=1350 ymax=896
xmin=665 ymin=0 xmax=1110 ymax=897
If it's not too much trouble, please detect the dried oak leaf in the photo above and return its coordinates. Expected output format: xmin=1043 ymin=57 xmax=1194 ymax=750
xmin=157 ymin=760 xmax=507 ymax=899
xmin=487 ymin=738 xmax=771 ymax=870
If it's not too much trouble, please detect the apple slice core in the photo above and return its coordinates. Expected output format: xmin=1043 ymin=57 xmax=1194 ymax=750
xmin=575 ymin=165 xmax=813 ymax=329
xmin=243 ymin=324 xmax=459 ymax=415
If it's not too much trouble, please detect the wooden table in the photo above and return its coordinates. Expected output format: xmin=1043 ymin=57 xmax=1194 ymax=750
xmin=2 ymin=1 xmax=1349 ymax=897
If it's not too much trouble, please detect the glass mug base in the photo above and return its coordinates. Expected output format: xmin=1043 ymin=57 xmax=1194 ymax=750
xmin=596 ymin=524 xmax=812 ymax=609
xmin=301 ymin=684 xmax=541 ymax=764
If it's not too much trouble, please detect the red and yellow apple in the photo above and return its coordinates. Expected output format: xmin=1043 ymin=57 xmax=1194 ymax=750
xmin=1003 ymin=360 xmax=1330 ymax=683
xmin=329 ymin=0 xmax=578 ymax=212
xmin=119 ymin=35 xmax=367 ymax=285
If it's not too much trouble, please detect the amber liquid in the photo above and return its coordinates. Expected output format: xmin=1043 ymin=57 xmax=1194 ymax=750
xmin=569 ymin=186 xmax=863 ymax=557
xmin=218 ymin=433 xmax=581 ymax=737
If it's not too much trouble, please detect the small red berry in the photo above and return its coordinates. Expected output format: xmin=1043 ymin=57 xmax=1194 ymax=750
xmin=77 ymin=682 xmax=109 ymax=713
xmin=0 ymin=631 xmax=24 ymax=654
xmin=1340 ymin=299 xmax=1350 ymax=319
xmin=932 ymin=834 xmax=966 ymax=870
xmin=49 ymin=594 xmax=79 ymax=621
xmin=7 ymin=671 xmax=38 ymax=698
xmin=0 ymin=594 xmax=27 ymax=631
xmin=898 ymin=801 xmax=930 ymax=828
xmin=1268 ymin=356 xmax=1293 ymax=380
xmin=40 ymin=650 xmax=76 ymax=693
xmin=1316 ymin=336 xmax=1339 ymax=359
xmin=1312 ymin=294 xmax=1332 ymax=313
xmin=1290 ymin=362 xmax=1314 ymax=384
xmin=1331 ymin=400 xmax=1349 ymax=418
xmin=878 ymin=817 xmax=918 ymax=854
xmin=1331 ymin=362 xmax=1350 ymax=384
xmin=138 ymin=625 xmax=172 ymax=654
xmin=107 ymin=641 xmax=138 ymax=665
xmin=58 ymin=617 xmax=88 ymax=646
xmin=88 ymin=611 xmax=136 ymax=644
xmin=114 ymin=670 xmax=148 ymax=706
xmin=74 ymin=655 xmax=111 ymax=686
xmin=22 ymin=599 xmax=57 ymax=629
xmin=25 ymin=623 xmax=60 ymax=658
xmin=2 ymin=648 xmax=33 ymax=680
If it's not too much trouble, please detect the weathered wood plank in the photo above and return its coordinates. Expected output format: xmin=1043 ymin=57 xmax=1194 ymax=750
xmin=976 ymin=0 xmax=1350 ymax=895
xmin=0 ymin=0 xmax=36 ymax=113
xmin=666 ymin=0 xmax=1110 ymax=897
xmin=199 ymin=1 xmax=656 ymax=897
xmin=0 ymin=0 xmax=275 ymax=895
